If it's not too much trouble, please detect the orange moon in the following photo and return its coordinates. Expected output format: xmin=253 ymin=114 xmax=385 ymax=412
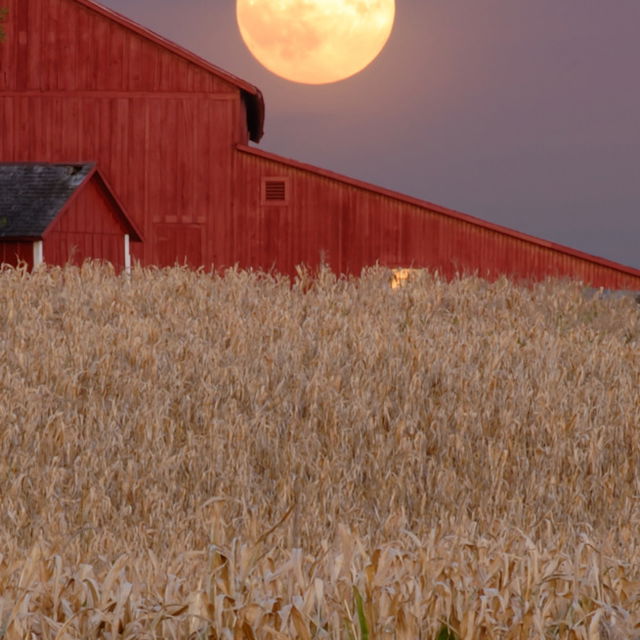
xmin=236 ymin=0 xmax=396 ymax=85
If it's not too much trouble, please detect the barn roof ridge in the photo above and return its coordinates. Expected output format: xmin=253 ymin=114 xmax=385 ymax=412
xmin=237 ymin=144 xmax=640 ymax=279
xmin=0 ymin=162 xmax=141 ymax=241
xmin=69 ymin=0 xmax=265 ymax=142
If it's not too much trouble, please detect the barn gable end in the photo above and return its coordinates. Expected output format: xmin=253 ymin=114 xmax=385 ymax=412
xmin=0 ymin=0 xmax=264 ymax=142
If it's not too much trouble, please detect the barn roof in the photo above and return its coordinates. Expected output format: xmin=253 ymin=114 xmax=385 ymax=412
xmin=237 ymin=145 xmax=640 ymax=280
xmin=70 ymin=0 xmax=265 ymax=142
xmin=0 ymin=163 xmax=142 ymax=241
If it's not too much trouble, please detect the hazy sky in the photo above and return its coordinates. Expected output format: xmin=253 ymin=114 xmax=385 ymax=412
xmin=101 ymin=0 xmax=640 ymax=269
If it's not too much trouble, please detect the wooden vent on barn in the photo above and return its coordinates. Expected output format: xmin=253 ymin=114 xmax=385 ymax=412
xmin=263 ymin=178 xmax=288 ymax=204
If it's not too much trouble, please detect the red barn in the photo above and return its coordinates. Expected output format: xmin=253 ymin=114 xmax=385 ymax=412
xmin=0 ymin=162 xmax=141 ymax=269
xmin=1 ymin=0 xmax=639 ymax=288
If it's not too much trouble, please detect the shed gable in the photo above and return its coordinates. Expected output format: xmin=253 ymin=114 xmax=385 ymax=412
xmin=0 ymin=162 xmax=140 ymax=270
xmin=44 ymin=177 xmax=132 ymax=268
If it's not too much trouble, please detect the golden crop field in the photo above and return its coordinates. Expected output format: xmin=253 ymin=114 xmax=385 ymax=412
xmin=1 ymin=263 xmax=639 ymax=639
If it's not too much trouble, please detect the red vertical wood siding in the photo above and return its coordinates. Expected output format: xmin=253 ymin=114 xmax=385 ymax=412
xmin=153 ymin=224 xmax=203 ymax=267
xmin=0 ymin=0 xmax=237 ymax=93
xmin=44 ymin=176 xmax=128 ymax=268
xmin=0 ymin=242 xmax=33 ymax=268
xmin=233 ymin=147 xmax=640 ymax=290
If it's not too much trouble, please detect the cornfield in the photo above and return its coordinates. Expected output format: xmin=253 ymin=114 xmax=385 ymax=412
xmin=1 ymin=263 xmax=639 ymax=639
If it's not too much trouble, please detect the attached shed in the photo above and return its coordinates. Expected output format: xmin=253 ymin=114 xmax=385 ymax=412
xmin=0 ymin=163 xmax=142 ymax=269
xmin=234 ymin=146 xmax=640 ymax=290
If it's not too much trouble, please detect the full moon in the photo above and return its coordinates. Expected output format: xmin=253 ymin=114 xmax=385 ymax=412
xmin=236 ymin=0 xmax=396 ymax=85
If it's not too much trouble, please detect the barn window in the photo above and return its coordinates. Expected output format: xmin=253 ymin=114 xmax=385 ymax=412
xmin=262 ymin=178 xmax=289 ymax=205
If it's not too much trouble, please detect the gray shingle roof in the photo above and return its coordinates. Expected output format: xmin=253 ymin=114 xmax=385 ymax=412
xmin=0 ymin=163 xmax=94 ymax=238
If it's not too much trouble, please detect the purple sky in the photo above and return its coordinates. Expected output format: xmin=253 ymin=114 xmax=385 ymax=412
xmin=102 ymin=0 xmax=640 ymax=269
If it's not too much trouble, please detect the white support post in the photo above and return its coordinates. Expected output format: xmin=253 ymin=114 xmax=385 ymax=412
xmin=124 ymin=234 xmax=131 ymax=273
xmin=33 ymin=241 xmax=44 ymax=268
